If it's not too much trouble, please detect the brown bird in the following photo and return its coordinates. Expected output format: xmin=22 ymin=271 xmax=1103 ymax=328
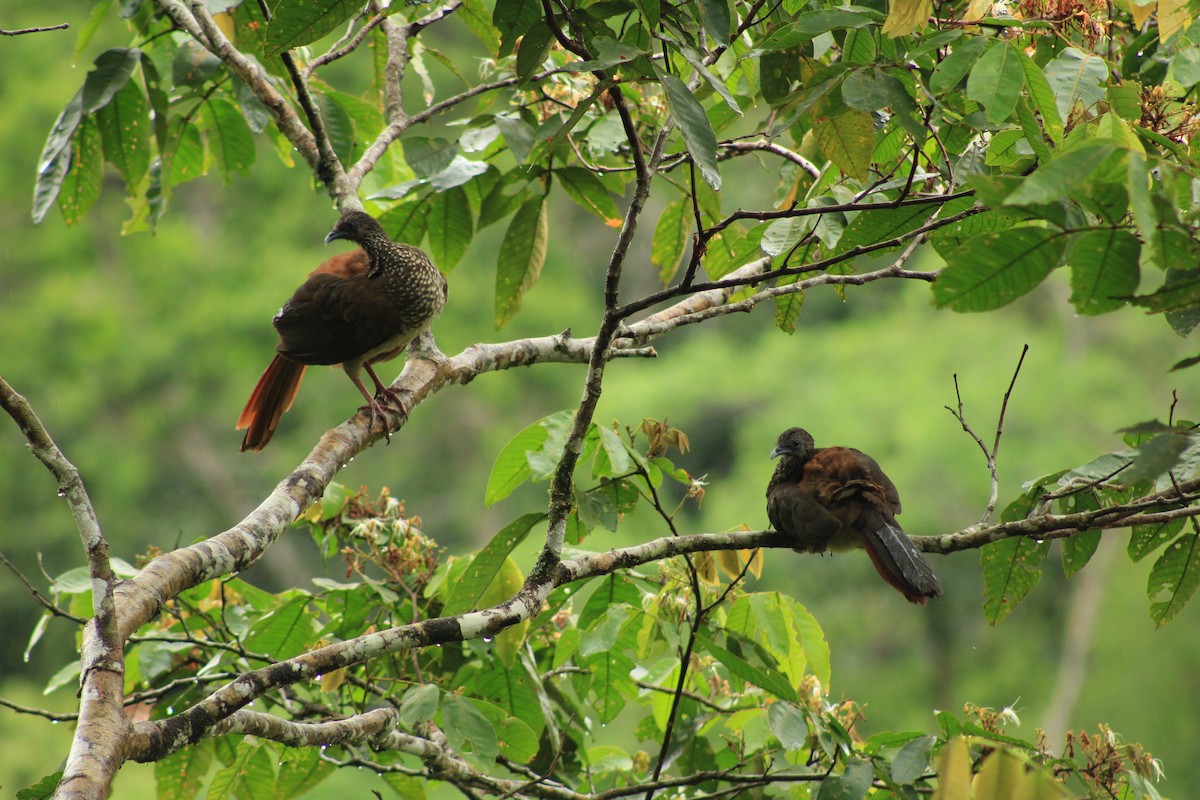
xmin=237 ymin=211 xmax=448 ymax=451
xmin=766 ymin=427 xmax=942 ymax=604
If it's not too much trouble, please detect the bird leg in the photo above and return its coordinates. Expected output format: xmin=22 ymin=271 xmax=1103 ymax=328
xmin=364 ymin=363 xmax=407 ymax=413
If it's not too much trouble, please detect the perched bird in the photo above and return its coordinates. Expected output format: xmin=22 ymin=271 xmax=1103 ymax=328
xmin=237 ymin=211 xmax=448 ymax=451
xmin=766 ymin=427 xmax=942 ymax=604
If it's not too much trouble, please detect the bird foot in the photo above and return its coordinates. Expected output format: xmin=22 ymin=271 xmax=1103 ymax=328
xmin=361 ymin=390 xmax=411 ymax=445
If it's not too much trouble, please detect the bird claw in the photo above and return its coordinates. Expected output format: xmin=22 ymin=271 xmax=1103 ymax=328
xmin=361 ymin=389 xmax=411 ymax=445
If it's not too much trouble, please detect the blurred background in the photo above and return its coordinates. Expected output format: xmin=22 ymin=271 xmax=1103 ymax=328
xmin=3 ymin=2 xmax=1199 ymax=796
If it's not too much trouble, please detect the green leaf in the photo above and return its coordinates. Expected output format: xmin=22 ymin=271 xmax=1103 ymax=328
xmin=652 ymin=198 xmax=690 ymax=285
xmin=493 ymin=0 xmax=541 ymax=57
xmin=208 ymin=741 xmax=275 ymax=800
xmin=982 ymin=536 xmax=1050 ymax=624
xmin=473 ymin=667 xmax=544 ymax=735
xmin=556 ymin=166 xmax=622 ymax=226
xmin=82 ymin=48 xmax=141 ymax=113
xmin=774 ymin=274 xmax=804 ymax=333
xmin=657 ymin=70 xmax=721 ymax=190
xmin=929 ymin=35 xmax=987 ymax=94
xmin=426 ymin=186 xmax=473 ymax=272
xmin=933 ymin=227 xmax=1065 ymax=312
xmin=1062 ymin=531 xmax=1100 ymax=578
xmin=400 ymin=684 xmax=441 ymax=728
xmin=697 ymin=634 xmax=797 ymax=701
xmin=966 ymin=41 xmax=1026 ymax=124
xmin=244 ymin=595 xmax=313 ymax=660
xmin=1130 ymin=519 xmax=1184 ymax=562
xmin=1003 ymin=144 xmax=1115 ymax=206
xmin=1148 ymin=533 xmax=1200 ymax=625
xmin=265 ymin=0 xmax=362 ymax=56
xmin=275 ymin=747 xmax=335 ymax=800
xmin=697 ymin=0 xmax=731 ymax=45
xmin=760 ymin=10 xmax=880 ymax=49
xmin=1066 ymin=229 xmax=1139 ymax=315
xmin=200 ymin=97 xmax=255 ymax=184
xmin=495 ymin=196 xmax=548 ymax=328
xmin=820 ymin=757 xmax=874 ymax=799
xmin=403 ymin=137 xmax=457 ymax=179
xmin=165 ymin=117 xmax=207 ymax=186
xmin=813 ymin=106 xmax=873 ymax=182
xmin=96 ymin=78 xmax=151 ymax=190
xmin=17 ymin=771 xmax=63 ymax=800
xmin=1019 ymin=51 xmax=1064 ymax=143
xmin=1014 ymin=97 xmax=1052 ymax=162
xmin=516 ymin=20 xmax=553 ymax=83
xmin=57 ymin=117 xmax=104 ymax=225
xmin=834 ymin=204 xmax=930 ymax=255
xmin=445 ymin=513 xmax=544 ymax=614
xmin=891 ymin=735 xmax=936 ymax=784
xmin=1130 ymin=267 xmax=1200 ymax=314
xmin=33 ymin=91 xmax=83 ymax=224
xmin=582 ymin=647 xmax=635 ymax=723
xmin=1126 ymin=432 xmax=1194 ymax=481
xmin=443 ymin=694 xmax=500 ymax=766
xmin=767 ymin=701 xmax=810 ymax=749
xmin=1043 ymin=46 xmax=1108 ymax=119
xmin=485 ymin=414 xmax=557 ymax=505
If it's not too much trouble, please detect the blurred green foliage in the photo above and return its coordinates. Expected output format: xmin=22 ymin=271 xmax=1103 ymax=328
xmin=4 ymin=0 xmax=1200 ymax=796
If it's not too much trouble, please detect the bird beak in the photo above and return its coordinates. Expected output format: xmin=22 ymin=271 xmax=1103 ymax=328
xmin=324 ymin=229 xmax=346 ymax=245
xmin=769 ymin=445 xmax=786 ymax=460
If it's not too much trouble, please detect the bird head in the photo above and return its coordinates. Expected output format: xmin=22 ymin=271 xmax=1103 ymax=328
xmin=770 ymin=427 xmax=815 ymax=460
xmin=325 ymin=210 xmax=383 ymax=245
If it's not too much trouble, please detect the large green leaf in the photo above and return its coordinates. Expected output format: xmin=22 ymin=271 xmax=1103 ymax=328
xmin=1066 ymin=229 xmax=1140 ymax=315
xmin=1148 ymin=533 xmax=1200 ymax=626
xmin=555 ymin=166 xmax=621 ymax=226
xmin=495 ymin=196 xmax=548 ymax=328
xmin=813 ymin=106 xmax=873 ymax=182
xmin=82 ymin=48 xmax=141 ymax=113
xmin=96 ymin=79 xmax=151 ymax=190
xmin=516 ymin=19 xmax=553 ymax=83
xmin=155 ymin=741 xmax=212 ymax=800
xmin=493 ymin=0 xmax=541 ymax=57
xmin=652 ymin=198 xmax=690 ymax=285
xmin=981 ymin=536 xmax=1050 ymax=624
xmin=444 ymin=513 xmax=544 ymax=615
xmin=1002 ymin=143 xmax=1115 ymax=206
xmin=208 ymin=741 xmax=275 ymax=800
xmin=929 ymin=35 xmax=987 ymax=94
xmin=200 ymin=97 xmax=255 ymax=184
xmin=933 ymin=227 xmax=1065 ymax=312
xmin=265 ymin=0 xmax=362 ymax=56
xmin=57 ymin=117 xmax=104 ymax=226
xmin=274 ymin=747 xmax=334 ymax=800
xmin=966 ymin=40 xmax=1025 ymax=124
xmin=1043 ymin=47 xmax=1108 ymax=119
xmin=32 ymin=91 xmax=83 ymax=224
xmin=485 ymin=415 xmax=554 ymax=505
xmin=696 ymin=0 xmax=731 ymax=45
xmin=1061 ymin=531 xmax=1100 ymax=578
xmin=833 ymin=203 xmax=930 ymax=255
xmin=244 ymin=595 xmax=314 ymax=660
xmin=426 ymin=186 xmax=473 ymax=272
xmin=697 ymin=633 xmax=797 ymax=701
xmin=442 ymin=694 xmax=499 ymax=767
xmin=1018 ymin=51 xmax=1064 ymax=143
xmin=657 ymin=70 xmax=721 ymax=190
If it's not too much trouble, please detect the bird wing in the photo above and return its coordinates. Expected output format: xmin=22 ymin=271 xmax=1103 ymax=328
xmin=767 ymin=478 xmax=843 ymax=551
xmin=273 ymin=253 xmax=399 ymax=365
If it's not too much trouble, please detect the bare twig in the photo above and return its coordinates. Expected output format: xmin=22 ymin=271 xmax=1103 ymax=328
xmin=0 ymin=549 xmax=87 ymax=624
xmin=945 ymin=345 xmax=1030 ymax=524
xmin=1 ymin=23 xmax=68 ymax=35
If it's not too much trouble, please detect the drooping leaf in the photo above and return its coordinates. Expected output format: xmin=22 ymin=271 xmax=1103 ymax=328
xmin=966 ymin=40 xmax=1025 ymax=124
xmin=1130 ymin=518 xmax=1184 ymax=562
xmin=426 ymin=186 xmax=473 ymax=272
xmin=493 ymin=0 xmax=541 ymax=57
xmin=275 ymin=747 xmax=335 ymax=799
xmin=697 ymin=633 xmax=797 ymax=701
xmin=932 ymin=737 xmax=973 ymax=800
xmin=265 ymin=0 xmax=362 ymax=56
xmin=882 ymin=0 xmax=932 ymax=37
xmin=485 ymin=413 xmax=562 ymax=505
xmin=1043 ymin=47 xmax=1108 ymax=119
xmin=516 ymin=19 xmax=553 ymax=83
xmin=1066 ymin=229 xmax=1140 ymax=315
xmin=399 ymin=684 xmax=441 ymax=728
xmin=1148 ymin=533 xmax=1200 ymax=625
xmin=444 ymin=513 xmax=545 ymax=615
xmin=652 ymin=198 xmax=691 ymax=285
xmin=155 ymin=742 xmax=212 ymax=800
xmin=96 ymin=78 xmax=151 ymax=190
xmin=200 ymin=97 xmax=255 ymax=184
xmin=933 ymin=227 xmax=1066 ymax=312
xmin=442 ymin=694 xmax=500 ymax=767
xmin=813 ymin=105 xmax=873 ymax=181
xmin=891 ymin=735 xmax=936 ymax=785
xmin=696 ymin=0 xmax=731 ymax=45
xmin=767 ymin=701 xmax=810 ymax=749
xmin=495 ymin=196 xmax=548 ymax=328
xmin=1018 ymin=51 xmax=1064 ymax=143
xmin=657 ymin=70 xmax=721 ymax=190
xmin=1061 ymin=531 xmax=1100 ymax=578
xmin=208 ymin=741 xmax=275 ymax=800
xmin=929 ymin=35 xmax=987 ymax=94
xmin=1002 ymin=143 xmax=1116 ymax=206
xmin=57 ymin=117 xmax=104 ymax=225
xmin=981 ymin=536 xmax=1051 ymax=624
xmin=32 ymin=91 xmax=83 ymax=224
xmin=81 ymin=48 xmax=141 ymax=113
xmin=555 ymin=166 xmax=622 ymax=226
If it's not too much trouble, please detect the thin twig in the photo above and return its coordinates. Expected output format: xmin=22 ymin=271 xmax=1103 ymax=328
xmin=1 ymin=23 xmax=68 ymax=35
xmin=0 ymin=549 xmax=87 ymax=624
